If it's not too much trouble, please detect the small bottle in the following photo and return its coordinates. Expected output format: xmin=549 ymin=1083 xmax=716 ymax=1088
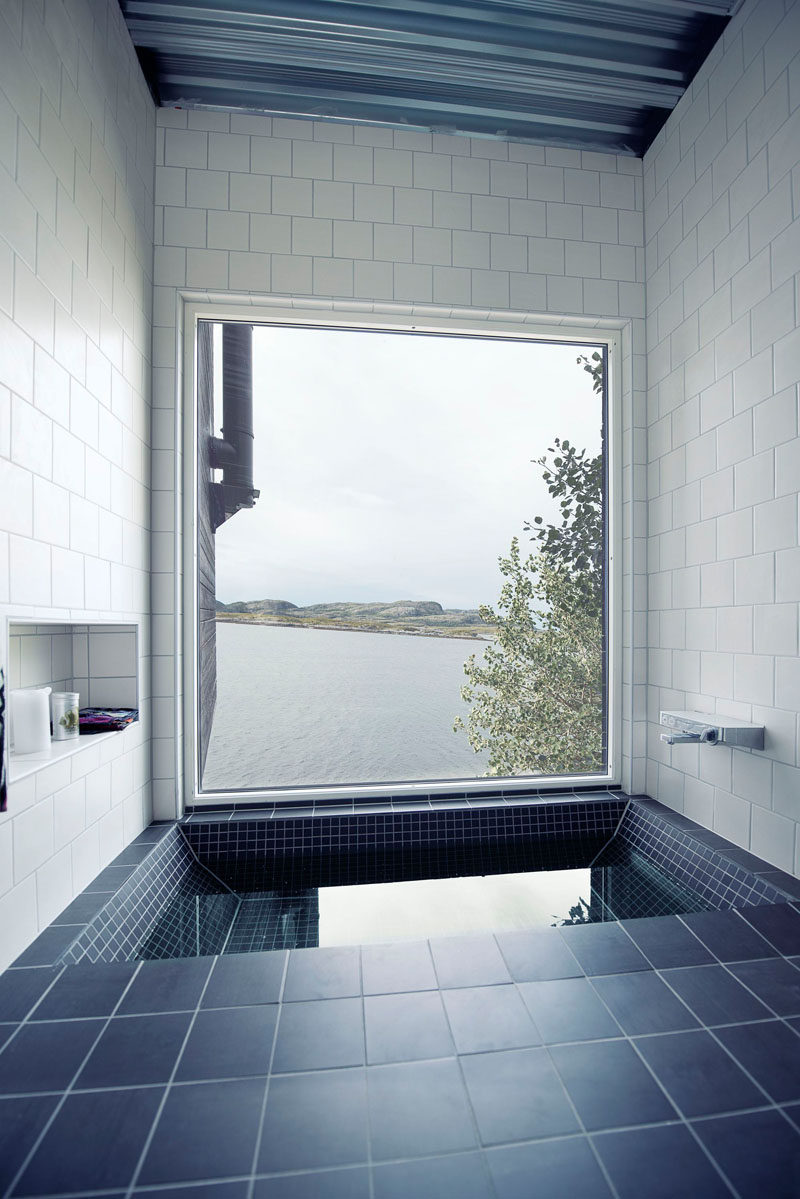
xmin=52 ymin=692 xmax=80 ymax=741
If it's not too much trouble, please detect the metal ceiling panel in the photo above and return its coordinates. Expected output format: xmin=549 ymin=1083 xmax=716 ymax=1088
xmin=120 ymin=0 xmax=735 ymax=155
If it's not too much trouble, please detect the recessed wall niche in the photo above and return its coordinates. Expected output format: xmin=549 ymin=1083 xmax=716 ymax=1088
xmin=7 ymin=621 xmax=139 ymax=754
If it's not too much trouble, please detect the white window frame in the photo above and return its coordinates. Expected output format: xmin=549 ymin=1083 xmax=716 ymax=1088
xmin=182 ymin=299 xmax=623 ymax=807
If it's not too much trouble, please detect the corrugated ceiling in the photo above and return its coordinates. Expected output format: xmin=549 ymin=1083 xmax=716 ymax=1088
xmin=120 ymin=0 xmax=736 ymax=155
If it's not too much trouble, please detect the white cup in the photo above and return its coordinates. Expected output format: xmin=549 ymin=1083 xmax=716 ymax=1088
xmin=11 ymin=687 xmax=52 ymax=754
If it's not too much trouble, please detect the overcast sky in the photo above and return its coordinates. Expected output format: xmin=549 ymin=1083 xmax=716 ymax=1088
xmin=213 ymin=325 xmax=602 ymax=610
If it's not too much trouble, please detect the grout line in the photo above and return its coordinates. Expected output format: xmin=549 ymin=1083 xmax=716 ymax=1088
xmin=245 ymin=949 xmax=291 ymax=1199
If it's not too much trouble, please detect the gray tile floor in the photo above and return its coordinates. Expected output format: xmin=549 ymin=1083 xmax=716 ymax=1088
xmin=1 ymin=904 xmax=800 ymax=1196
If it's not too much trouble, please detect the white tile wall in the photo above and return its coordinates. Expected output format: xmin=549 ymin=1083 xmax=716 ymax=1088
xmin=0 ymin=1 xmax=155 ymax=970
xmin=150 ymin=108 xmax=648 ymax=816
xmin=645 ymin=0 xmax=800 ymax=874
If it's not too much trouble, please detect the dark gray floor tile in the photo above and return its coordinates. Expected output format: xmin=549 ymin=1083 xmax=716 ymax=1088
xmin=592 ymin=1123 xmax=731 ymax=1199
xmin=0 ymin=1094 xmax=59 ymax=1194
xmin=487 ymin=1136 xmax=612 ymax=1198
xmin=12 ymin=926 xmax=80 ymax=967
xmin=462 ymin=1046 xmax=578 ymax=1144
xmin=714 ymin=1020 xmax=800 ymax=1102
xmin=361 ymin=942 xmax=437 ymax=995
xmin=0 ymin=1019 xmax=102 ymax=1093
xmin=559 ymin=924 xmax=649 ymax=976
xmin=373 ymin=1152 xmax=493 ymax=1198
xmin=284 ymin=947 xmax=360 ymax=1001
xmin=495 ymin=928 xmax=583 ymax=982
xmin=429 ymin=935 xmax=511 ymax=988
xmin=77 ymin=1012 xmax=192 ymax=1087
xmin=0 ymin=1025 xmax=16 ymax=1052
xmin=365 ymin=991 xmax=453 ymax=1064
xmin=367 ymin=1058 xmax=476 ymax=1160
xmin=117 ymin=956 xmax=214 ymax=1014
xmin=201 ymin=951 xmax=287 ymax=1008
xmin=140 ymin=1077 xmax=267 ymax=1184
xmin=518 ymin=977 xmax=622 ymax=1043
xmin=634 ymin=1029 xmax=764 ymax=1117
xmin=254 ymin=1167 xmax=370 ymax=1198
xmin=136 ymin=1186 xmax=248 ymax=1199
xmin=0 ymin=969 xmax=58 ymax=1022
xmin=549 ymin=1039 xmax=677 ymax=1130
xmin=662 ymin=964 xmax=771 ymax=1025
xmin=620 ymin=916 xmax=713 ymax=968
xmin=729 ymin=958 xmax=800 ymax=1016
xmin=680 ymin=910 xmax=777 ymax=961
xmin=759 ymin=872 xmax=800 ymax=901
xmin=740 ymin=905 xmax=800 ymax=955
xmin=258 ymin=1069 xmax=368 ymax=1172
xmin=32 ymin=961 xmax=137 ymax=1019
xmin=783 ymin=1103 xmax=800 ymax=1132
xmin=175 ymin=1005 xmax=277 ymax=1080
xmin=14 ymin=1086 xmax=164 ymax=1195
xmin=273 ymin=997 xmax=365 ymax=1072
xmin=442 ymin=984 xmax=540 ymax=1054
xmin=83 ymin=864 xmax=137 ymax=893
xmin=693 ymin=1109 xmax=800 ymax=1199
xmin=591 ymin=971 xmax=699 ymax=1035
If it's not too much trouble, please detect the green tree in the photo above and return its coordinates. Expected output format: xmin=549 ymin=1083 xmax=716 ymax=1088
xmin=454 ymin=351 xmax=604 ymax=776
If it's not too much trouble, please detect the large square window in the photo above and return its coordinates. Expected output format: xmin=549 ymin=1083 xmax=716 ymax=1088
xmin=187 ymin=313 xmax=617 ymax=801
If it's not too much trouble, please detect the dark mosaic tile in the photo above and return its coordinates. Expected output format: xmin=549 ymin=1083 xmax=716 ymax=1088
xmin=728 ymin=958 xmax=800 ymax=1017
xmin=118 ymin=956 xmax=215 ymax=1014
xmin=273 ymin=997 xmax=365 ymax=1072
xmin=14 ymin=1086 xmax=164 ymax=1196
xmin=12 ymin=926 xmax=80 ymax=967
xmin=201 ymin=951 xmax=287 ymax=1008
xmin=634 ymin=1029 xmax=765 ymax=1117
xmin=549 ymin=1039 xmax=677 ymax=1130
xmin=758 ymin=872 xmax=800 ymax=901
xmin=283 ymin=947 xmax=360 ymax=1001
xmin=0 ymin=1094 xmax=59 ymax=1195
xmin=692 ymin=1109 xmax=800 ymax=1199
xmin=680 ymin=910 xmax=778 ymax=962
xmin=76 ymin=1013 xmax=192 ymax=1088
xmin=661 ymin=964 xmax=772 ymax=1025
xmin=740 ymin=904 xmax=800 ymax=956
xmin=591 ymin=971 xmax=699 ymax=1035
xmin=254 ymin=1167 xmax=370 ymax=1198
xmin=372 ymin=1152 xmax=493 ymax=1199
xmin=518 ymin=977 xmax=622 ymax=1043
xmin=140 ymin=1077 xmax=267 ymax=1184
xmin=429 ymin=935 xmax=511 ymax=988
xmin=364 ymin=991 xmax=453 ymax=1065
xmin=0 ymin=1019 xmax=102 ymax=1093
xmin=461 ymin=1046 xmax=578 ymax=1144
xmin=258 ymin=1069 xmax=368 ymax=1173
xmin=495 ymin=928 xmax=583 ymax=982
xmin=558 ymin=923 xmax=650 ymax=976
xmin=0 ymin=968 xmax=59 ymax=1022
xmin=367 ymin=1058 xmax=477 ymax=1160
xmin=714 ymin=1020 xmax=800 ymax=1103
xmin=360 ymin=942 xmax=437 ymax=995
xmin=620 ymin=916 xmax=713 ymax=969
xmin=32 ymin=961 xmax=137 ymax=1019
xmin=486 ymin=1136 xmax=613 ymax=1199
xmin=442 ymin=984 xmax=540 ymax=1054
xmin=175 ymin=1005 xmax=277 ymax=1081
xmin=592 ymin=1123 xmax=731 ymax=1199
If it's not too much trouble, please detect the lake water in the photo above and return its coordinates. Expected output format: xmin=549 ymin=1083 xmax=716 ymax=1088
xmin=203 ymin=621 xmax=491 ymax=791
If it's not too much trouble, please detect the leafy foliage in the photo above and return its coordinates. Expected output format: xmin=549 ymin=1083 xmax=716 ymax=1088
xmin=454 ymin=351 xmax=605 ymax=777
